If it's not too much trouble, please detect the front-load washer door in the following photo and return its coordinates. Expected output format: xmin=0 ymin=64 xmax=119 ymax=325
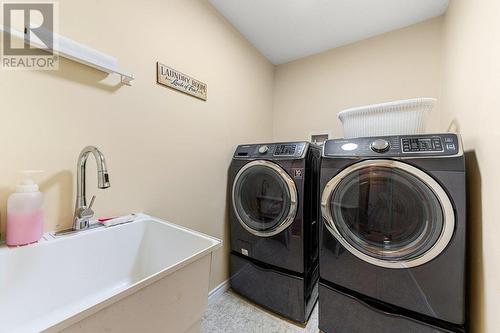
xmin=232 ymin=160 xmax=298 ymax=237
xmin=321 ymin=159 xmax=454 ymax=268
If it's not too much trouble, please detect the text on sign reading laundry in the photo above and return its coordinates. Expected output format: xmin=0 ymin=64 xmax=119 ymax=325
xmin=156 ymin=62 xmax=207 ymax=100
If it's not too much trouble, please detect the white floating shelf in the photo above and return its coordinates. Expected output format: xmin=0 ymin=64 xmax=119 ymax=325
xmin=0 ymin=25 xmax=134 ymax=85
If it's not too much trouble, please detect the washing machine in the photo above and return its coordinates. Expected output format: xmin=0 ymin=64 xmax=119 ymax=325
xmin=229 ymin=141 xmax=320 ymax=323
xmin=318 ymin=133 xmax=466 ymax=333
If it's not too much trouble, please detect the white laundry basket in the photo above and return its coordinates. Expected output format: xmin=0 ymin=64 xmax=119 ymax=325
xmin=338 ymin=98 xmax=436 ymax=138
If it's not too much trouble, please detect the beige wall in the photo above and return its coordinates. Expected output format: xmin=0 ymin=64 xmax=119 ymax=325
xmin=0 ymin=0 xmax=274 ymax=290
xmin=272 ymin=17 xmax=443 ymax=141
xmin=442 ymin=1 xmax=500 ymax=332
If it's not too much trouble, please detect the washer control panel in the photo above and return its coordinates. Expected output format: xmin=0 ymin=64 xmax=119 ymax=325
xmin=323 ymin=134 xmax=461 ymax=158
xmin=274 ymin=144 xmax=298 ymax=156
xmin=401 ymin=137 xmax=443 ymax=153
xmin=234 ymin=142 xmax=308 ymax=159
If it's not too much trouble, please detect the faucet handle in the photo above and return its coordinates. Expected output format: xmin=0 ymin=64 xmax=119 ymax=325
xmin=79 ymin=195 xmax=96 ymax=219
xmin=88 ymin=195 xmax=96 ymax=210
xmin=74 ymin=198 xmax=95 ymax=230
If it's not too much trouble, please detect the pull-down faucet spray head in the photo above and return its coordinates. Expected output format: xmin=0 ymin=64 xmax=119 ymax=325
xmin=98 ymin=170 xmax=110 ymax=189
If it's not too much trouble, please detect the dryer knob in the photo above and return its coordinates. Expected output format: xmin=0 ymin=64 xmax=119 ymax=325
xmin=258 ymin=145 xmax=269 ymax=154
xmin=371 ymin=139 xmax=390 ymax=153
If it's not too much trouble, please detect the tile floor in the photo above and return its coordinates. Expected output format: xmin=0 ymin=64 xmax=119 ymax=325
xmin=202 ymin=290 xmax=319 ymax=333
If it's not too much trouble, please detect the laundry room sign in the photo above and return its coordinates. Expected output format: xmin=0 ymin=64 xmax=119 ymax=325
xmin=156 ymin=62 xmax=207 ymax=101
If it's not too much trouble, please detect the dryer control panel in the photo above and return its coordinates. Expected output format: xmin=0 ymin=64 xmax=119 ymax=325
xmin=323 ymin=133 xmax=461 ymax=158
xmin=234 ymin=142 xmax=308 ymax=159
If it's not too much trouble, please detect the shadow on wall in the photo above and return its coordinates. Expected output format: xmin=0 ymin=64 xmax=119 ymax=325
xmin=464 ymin=151 xmax=484 ymax=333
xmin=39 ymin=170 xmax=74 ymax=230
xmin=35 ymin=57 xmax=124 ymax=92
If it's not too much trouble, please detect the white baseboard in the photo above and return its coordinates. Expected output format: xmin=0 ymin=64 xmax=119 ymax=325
xmin=208 ymin=279 xmax=230 ymax=304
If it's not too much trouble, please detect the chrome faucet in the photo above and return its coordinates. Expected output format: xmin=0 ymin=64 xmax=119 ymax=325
xmin=73 ymin=146 xmax=110 ymax=230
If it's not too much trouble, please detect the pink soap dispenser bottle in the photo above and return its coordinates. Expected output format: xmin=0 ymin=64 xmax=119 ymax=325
xmin=6 ymin=171 xmax=44 ymax=246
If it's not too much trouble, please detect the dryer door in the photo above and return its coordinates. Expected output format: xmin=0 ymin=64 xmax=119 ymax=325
xmin=232 ymin=160 xmax=298 ymax=237
xmin=321 ymin=159 xmax=454 ymax=268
